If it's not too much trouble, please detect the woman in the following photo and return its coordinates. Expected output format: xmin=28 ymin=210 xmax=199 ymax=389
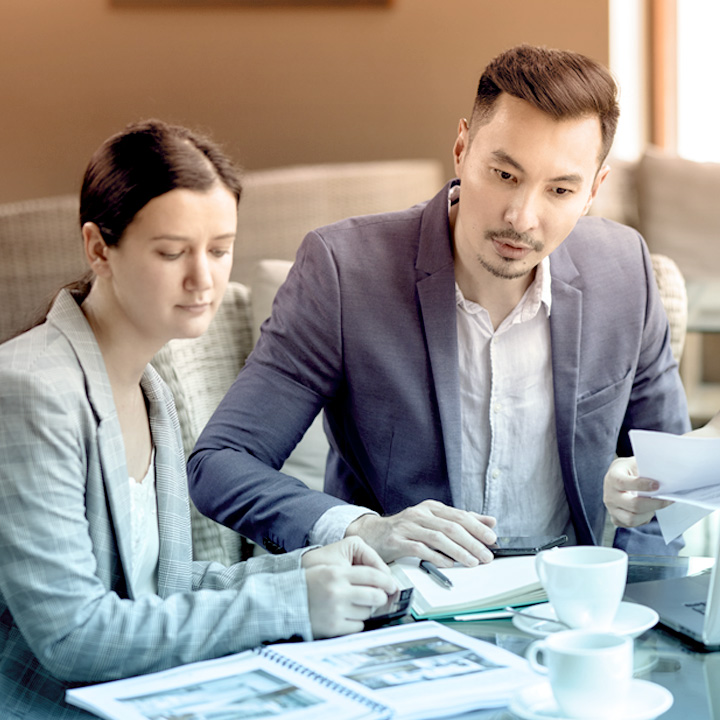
xmin=0 ymin=120 xmax=395 ymax=719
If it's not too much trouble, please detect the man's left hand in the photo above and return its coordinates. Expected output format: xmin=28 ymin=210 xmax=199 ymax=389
xmin=603 ymin=456 xmax=673 ymax=528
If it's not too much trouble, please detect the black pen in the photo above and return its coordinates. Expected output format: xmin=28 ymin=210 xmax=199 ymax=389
xmin=419 ymin=560 xmax=453 ymax=589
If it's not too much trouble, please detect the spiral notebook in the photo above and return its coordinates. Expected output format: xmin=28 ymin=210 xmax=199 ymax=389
xmin=65 ymin=621 xmax=536 ymax=720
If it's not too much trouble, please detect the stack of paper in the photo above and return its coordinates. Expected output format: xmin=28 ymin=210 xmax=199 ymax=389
xmin=630 ymin=429 xmax=720 ymax=543
xmin=391 ymin=555 xmax=546 ymax=619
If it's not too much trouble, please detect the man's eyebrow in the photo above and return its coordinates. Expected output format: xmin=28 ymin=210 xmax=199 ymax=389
xmin=491 ymin=150 xmax=584 ymax=185
xmin=549 ymin=172 xmax=584 ymax=185
xmin=492 ymin=150 xmax=524 ymax=173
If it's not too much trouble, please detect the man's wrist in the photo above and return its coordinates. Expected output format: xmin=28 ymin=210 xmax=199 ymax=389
xmin=345 ymin=512 xmax=379 ymax=538
xmin=308 ymin=504 xmax=378 ymax=545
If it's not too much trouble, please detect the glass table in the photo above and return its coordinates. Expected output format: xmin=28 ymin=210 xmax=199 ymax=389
xmin=428 ymin=555 xmax=718 ymax=719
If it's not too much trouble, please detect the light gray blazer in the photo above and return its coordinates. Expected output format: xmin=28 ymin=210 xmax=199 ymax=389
xmin=189 ymin=181 xmax=690 ymax=558
xmin=0 ymin=291 xmax=312 ymax=719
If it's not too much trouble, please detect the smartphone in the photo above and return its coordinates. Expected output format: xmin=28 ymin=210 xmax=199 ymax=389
xmin=489 ymin=534 xmax=568 ymax=556
xmin=363 ymin=587 xmax=414 ymax=630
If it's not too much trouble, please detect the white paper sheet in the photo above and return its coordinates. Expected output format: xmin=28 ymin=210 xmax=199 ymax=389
xmin=629 ymin=429 xmax=720 ymax=542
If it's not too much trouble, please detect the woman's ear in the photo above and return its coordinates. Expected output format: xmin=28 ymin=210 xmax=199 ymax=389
xmin=82 ymin=223 xmax=112 ymax=277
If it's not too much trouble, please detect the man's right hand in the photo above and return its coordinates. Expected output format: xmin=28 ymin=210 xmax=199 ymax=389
xmin=344 ymin=499 xmax=497 ymax=567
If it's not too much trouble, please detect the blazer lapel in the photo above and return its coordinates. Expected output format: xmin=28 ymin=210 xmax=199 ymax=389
xmin=416 ymin=183 xmax=464 ymax=507
xmin=47 ymin=291 xmax=137 ymax=594
xmin=142 ymin=367 xmax=192 ymax=597
xmin=549 ymin=251 xmax=595 ymax=542
xmin=96 ymin=417 xmax=136 ymax=593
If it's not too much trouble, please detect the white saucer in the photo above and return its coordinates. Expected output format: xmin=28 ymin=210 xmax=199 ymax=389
xmin=512 ymin=601 xmax=659 ymax=638
xmin=509 ymin=679 xmax=673 ymax=720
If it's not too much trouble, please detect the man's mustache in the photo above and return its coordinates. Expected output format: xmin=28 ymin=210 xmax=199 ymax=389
xmin=485 ymin=229 xmax=544 ymax=253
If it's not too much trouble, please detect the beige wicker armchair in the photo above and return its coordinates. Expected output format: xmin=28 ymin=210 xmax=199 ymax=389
xmin=650 ymin=253 xmax=687 ymax=363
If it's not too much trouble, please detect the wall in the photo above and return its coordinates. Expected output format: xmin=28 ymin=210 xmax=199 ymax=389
xmin=0 ymin=0 xmax=609 ymax=203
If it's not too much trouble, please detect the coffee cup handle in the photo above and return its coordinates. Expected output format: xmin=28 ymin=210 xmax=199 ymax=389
xmin=526 ymin=640 xmax=550 ymax=675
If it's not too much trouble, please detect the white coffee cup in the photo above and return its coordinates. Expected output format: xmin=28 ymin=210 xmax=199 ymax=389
xmin=535 ymin=546 xmax=628 ymax=630
xmin=526 ymin=630 xmax=633 ymax=719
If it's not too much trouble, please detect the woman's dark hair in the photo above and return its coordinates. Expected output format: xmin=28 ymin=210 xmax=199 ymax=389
xmin=80 ymin=119 xmax=242 ymax=247
xmin=18 ymin=120 xmax=242 ymax=335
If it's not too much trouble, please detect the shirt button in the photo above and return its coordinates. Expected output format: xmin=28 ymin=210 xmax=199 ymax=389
xmin=493 ymin=403 xmax=502 ymax=413
xmin=492 ymin=469 xmax=500 ymax=479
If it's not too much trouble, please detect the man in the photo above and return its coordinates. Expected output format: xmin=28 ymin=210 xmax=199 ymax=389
xmin=188 ymin=45 xmax=690 ymax=566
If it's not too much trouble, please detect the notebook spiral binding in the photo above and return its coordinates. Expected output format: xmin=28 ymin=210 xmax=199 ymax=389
xmin=256 ymin=646 xmax=393 ymax=718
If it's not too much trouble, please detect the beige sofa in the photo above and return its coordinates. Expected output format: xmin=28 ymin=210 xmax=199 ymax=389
xmin=0 ymin=160 xmax=445 ymax=563
xmin=0 ymin=160 xmax=445 ymax=344
xmin=2 ymin=155 xmax=714 ymax=559
xmin=591 ymin=146 xmax=720 ymax=283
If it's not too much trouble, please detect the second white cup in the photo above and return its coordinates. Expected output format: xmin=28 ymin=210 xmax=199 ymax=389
xmin=535 ymin=546 xmax=628 ymax=630
xmin=526 ymin=630 xmax=633 ymax=719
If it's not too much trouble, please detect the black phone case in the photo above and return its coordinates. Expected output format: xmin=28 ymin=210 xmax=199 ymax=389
xmin=363 ymin=587 xmax=414 ymax=630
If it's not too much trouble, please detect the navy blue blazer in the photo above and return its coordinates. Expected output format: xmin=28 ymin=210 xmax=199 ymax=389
xmin=189 ymin=182 xmax=690 ymax=556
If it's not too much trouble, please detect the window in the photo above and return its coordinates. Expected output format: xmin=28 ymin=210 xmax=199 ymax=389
xmin=676 ymin=0 xmax=720 ymax=161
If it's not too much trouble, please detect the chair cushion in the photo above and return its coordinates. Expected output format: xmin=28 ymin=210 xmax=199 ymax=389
xmin=231 ymin=160 xmax=444 ymax=286
xmin=637 ymin=147 xmax=720 ymax=281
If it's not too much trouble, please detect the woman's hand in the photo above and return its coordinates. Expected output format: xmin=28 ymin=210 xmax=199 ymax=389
xmin=302 ymin=537 xmax=398 ymax=638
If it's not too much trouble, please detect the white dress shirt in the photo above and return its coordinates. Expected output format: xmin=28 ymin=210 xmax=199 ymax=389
xmin=456 ymin=260 xmax=571 ymax=538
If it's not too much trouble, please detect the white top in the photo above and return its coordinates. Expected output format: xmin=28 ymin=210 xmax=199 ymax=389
xmin=455 ymin=259 xmax=570 ymax=539
xmin=128 ymin=450 xmax=159 ymax=596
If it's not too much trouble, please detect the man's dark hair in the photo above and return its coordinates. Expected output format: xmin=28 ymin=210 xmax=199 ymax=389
xmin=470 ymin=44 xmax=620 ymax=165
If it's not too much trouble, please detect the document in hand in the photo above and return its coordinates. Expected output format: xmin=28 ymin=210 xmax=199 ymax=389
xmin=629 ymin=429 xmax=720 ymax=543
xmin=391 ymin=556 xmax=547 ymax=620
xmin=65 ymin=621 xmax=537 ymax=720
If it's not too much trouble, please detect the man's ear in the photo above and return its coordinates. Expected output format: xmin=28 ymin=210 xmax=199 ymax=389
xmin=453 ymin=118 xmax=470 ymax=176
xmin=82 ymin=222 xmax=112 ymax=277
xmin=581 ymin=164 xmax=611 ymax=216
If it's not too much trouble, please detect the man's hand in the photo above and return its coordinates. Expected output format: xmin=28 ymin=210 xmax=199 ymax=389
xmin=344 ymin=499 xmax=497 ymax=567
xmin=603 ymin=456 xmax=673 ymax=528
xmin=302 ymin=537 xmax=398 ymax=639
